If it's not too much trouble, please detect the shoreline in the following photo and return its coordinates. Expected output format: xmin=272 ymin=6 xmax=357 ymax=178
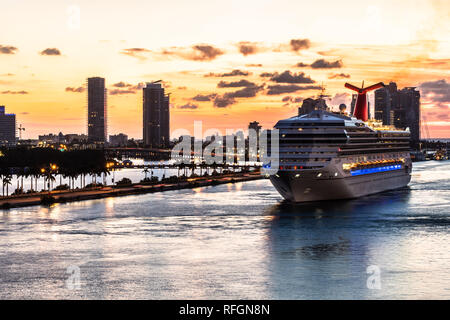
xmin=0 ymin=172 xmax=266 ymax=209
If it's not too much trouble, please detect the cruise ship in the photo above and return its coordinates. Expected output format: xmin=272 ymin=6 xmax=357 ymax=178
xmin=269 ymin=82 xmax=412 ymax=202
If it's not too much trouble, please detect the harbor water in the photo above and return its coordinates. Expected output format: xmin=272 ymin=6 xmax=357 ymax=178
xmin=0 ymin=161 xmax=449 ymax=299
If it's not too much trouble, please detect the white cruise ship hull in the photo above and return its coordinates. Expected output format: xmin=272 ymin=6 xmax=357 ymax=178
xmin=270 ymin=163 xmax=411 ymax=202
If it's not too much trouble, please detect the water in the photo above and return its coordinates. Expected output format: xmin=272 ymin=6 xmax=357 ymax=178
xmin=0 ymin=161 xmax=449 ymax=299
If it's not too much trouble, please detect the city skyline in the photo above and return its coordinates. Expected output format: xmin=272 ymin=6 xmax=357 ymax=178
xmin=0 ymin=0 xmax=449 ymax=139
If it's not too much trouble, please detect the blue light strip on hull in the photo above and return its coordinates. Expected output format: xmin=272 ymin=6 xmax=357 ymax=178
xmin=351 ymin=164 xmax=402 ymax=176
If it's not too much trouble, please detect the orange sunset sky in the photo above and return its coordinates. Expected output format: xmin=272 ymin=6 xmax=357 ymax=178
xmin=1 ymin=0 xmax=449 ymax=139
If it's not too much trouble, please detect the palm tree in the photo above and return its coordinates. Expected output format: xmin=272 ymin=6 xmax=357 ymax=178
xmin=45 ymin=173 xmax=56 ymax=191
xmin=0 ymin=173 xmax=3 ymax=196
xmin=143 ymin=167 xmax=150 ymax=180
xmin=3 ymin=174 xmax=12 ymax=196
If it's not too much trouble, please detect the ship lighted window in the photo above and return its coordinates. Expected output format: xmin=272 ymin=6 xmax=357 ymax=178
xmin=351 ymin=164 xmax=402 ymax=176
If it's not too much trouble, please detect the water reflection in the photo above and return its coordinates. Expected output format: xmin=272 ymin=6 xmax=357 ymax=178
xmin=0 ymin=162 xmax=449 ymax=299
xmin=266 ymin=187 xmax=412 ymax=217
xmin=264 ymin=188 xmax=414 ymax=299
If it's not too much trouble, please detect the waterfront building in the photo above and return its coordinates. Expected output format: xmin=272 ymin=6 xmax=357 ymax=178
xmin=87 ymin=77 xmax=107 ymax=143
xmin=38 ymin=133 xmax=88 ymax=145
xmin=375 ymin=82 xmax=398 ymax=125
xmin=375 ymin=82 xmax=420 ymax=142
xmin=0 ymin=105 xmax=16 ymax=146
xmin=38 ymin=133 xmax=64 ymax=144
xmin=398 ymin=87 xmax=421 ymax=143
xmin=109 ymin=133 xmax=128 ymax=147
xmin=160 ymin=94 xmax=170 ymax=148
xmin=143 ymin=82 xmax=170 ymax=148
xmin=65 ymin=134 xmax=88 ymax=144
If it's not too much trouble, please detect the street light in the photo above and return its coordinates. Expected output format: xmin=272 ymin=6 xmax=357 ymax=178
xmin=41 ymin=163 xmax=58 ymax=192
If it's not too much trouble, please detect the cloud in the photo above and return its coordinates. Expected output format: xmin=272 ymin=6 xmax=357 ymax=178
xmin=267 ymin=84 xmax=321 ymax=95
xmin=282 ymin=96 xmax=304 ymax=103
xmin=310 ymin=59 xmax=343 ymax=69
xmin=328 ymin=73 xmax=351 ymax=79
xmin=270 ymin=71 xmax=315 ymax=84
xmin=224 ymin=85 xmax=265 ymax=98
xmin=0 ymin=45 xmax=18 ymax=54
xmin=159 ymin=44 xmax=224 ymax=61
xmin=109 ymin=89 xmax=136 ymax=95
xmin=330 ymin=93 xmax=350 ymax=106
xmin=40 ymin=48 xmax=61 ymax=56
xmin=20 ymin=112 xmax=29 ymax=115
xmin=260 ymin=72 xmax=275 ymax=78
xmin=132 ymin=82 xmax=146 ymax=90
xmin=295 ymin=62 xmax=309 ymax=67
xmin=0 ymin=73 xmax=15 ymax=76
xmin=177 ymin=86 xmax=187 ymax=90
xmin=237 ymin=42 xmax=259 ymax=56
xmin=205 ymin=69 xmax=251 ymax=77
xmin=213 ymin=80 xmax=265 ymax=107
xmin=189 ymin=45 xmax=224 ymax=61
xmin=65 ymin=86 xmax=85 ymax=93
xmin=420 ymin=79 xmax=450 ymax=107
xmin=178 ymin=103 xmax=198 ymax=110
xmin=214 ymin=95 xmax=236 ymax=108
xmin=192 ymin=93 xmax=217 ymax=101
xmin=108 ymin=82 xmax=145 ymax=94
xmin=217 ymin=79 xmax=257 ymax=88
xmin=246 ymin=64 xmax=263 ymax=67
xmin=290 ymin=39 xmax=311 ymax=52
xmin=120 ymin=48 xmax=151 ymax=60
xmin=1 ymin=90 xmax=28 ymax=94
xmin=113 ymin=81 xmax=130 ymax=88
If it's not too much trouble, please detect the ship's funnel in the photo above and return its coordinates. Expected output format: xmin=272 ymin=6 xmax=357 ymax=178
xmin=345 ymin=81 xmax=384 ymax=121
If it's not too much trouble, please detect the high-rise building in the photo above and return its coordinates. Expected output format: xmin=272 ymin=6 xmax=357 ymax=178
xmin=160 ymin=94 xmax=170 ymax=147
xmin=0 ymin=106 xmax=16 ymax=146
xmin=87 ymin=77 xmax=107 ymax=143
xmin=375 ymin=82 xmax=398 ymax=125
xmin=398 ymin=87 xmax=421 ymax=142
xmin=375 ymin=82 xmax=420 ymax=142
xmin=143 ymin=82 xmax=170 ymax=148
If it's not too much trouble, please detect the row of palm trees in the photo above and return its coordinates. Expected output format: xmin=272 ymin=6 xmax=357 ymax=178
xmin=140 ymin=162 xmax=250 ymax=182
xmin=0 ymin=147 xmax=256 ymax=197
xmin=0 ymin=148 xmax=109 ymax=197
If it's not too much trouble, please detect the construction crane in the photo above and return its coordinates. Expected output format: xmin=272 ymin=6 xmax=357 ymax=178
xmin=18 ymin=124 xmax=25 ymax=140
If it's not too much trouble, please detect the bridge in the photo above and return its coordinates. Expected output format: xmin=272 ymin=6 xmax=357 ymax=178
xmin=105 ymin=147 xmax=262 ymax=163
xmin=105 ymin=147 xmax=172 ymax=160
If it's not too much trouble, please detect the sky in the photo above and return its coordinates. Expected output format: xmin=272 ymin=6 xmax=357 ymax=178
xmin=1 ymin=0 xmax=449 ymax=139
